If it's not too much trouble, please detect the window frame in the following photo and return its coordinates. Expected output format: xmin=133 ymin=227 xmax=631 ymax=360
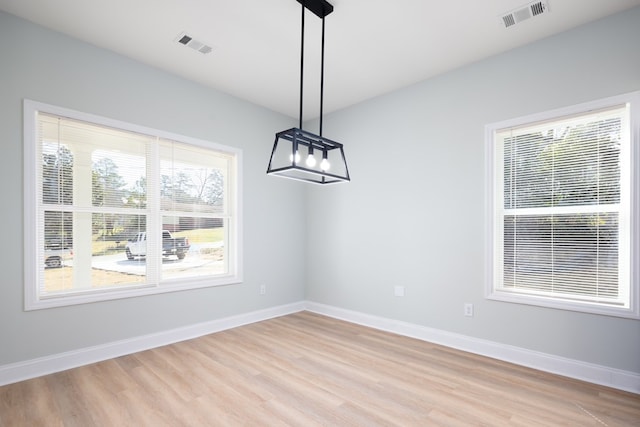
xmin=24 ymin=100 xmax=243 ymax=310
xmin=485 ymin=91 xmax=640 ymax=319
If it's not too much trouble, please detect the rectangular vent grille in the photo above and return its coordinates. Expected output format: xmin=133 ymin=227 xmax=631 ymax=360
xmin=530 ymin=1 xmax=546 ymax=16
xmin=501 ymin=1 xmax=549 ymax=28
xmin=175 ymin=32 xmax=214 ymax=55
xmin=503 ymin=14 xmax=516 ymax=28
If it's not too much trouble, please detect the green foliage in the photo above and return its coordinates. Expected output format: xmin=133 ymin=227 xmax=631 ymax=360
xmin=44 ymin=147 xmax=226 ymax=245
xmin=42 ymin=145 xmax=74 ymax=245
xmin=504 ymin=117 xmax=621 ymax=209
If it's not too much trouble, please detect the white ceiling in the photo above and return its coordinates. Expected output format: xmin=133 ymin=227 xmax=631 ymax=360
xmin=1 ymin=0 xmax=639 ymax=120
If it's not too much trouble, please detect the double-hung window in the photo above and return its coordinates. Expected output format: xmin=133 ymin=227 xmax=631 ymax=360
xmin=24 ymin=100 xmax=242 ymax=310
xmin=486 ymin=92 xmax=639 ymax=318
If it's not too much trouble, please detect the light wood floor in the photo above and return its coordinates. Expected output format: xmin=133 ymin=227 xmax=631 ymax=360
xmin=1 ymin=311 xmax=639 ymax=426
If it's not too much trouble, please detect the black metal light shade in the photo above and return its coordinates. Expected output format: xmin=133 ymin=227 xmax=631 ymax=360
xmin=267 ymin=0 xmax=350 ymax=185
xmin=267 ymin=127 xmax=350 ymax=184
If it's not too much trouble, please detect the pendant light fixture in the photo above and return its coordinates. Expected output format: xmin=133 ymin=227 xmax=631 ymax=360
xmin=266 ymin=0 xmax=350 ymax=184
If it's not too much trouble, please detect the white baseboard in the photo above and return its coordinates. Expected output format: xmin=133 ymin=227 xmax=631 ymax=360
xmin=2 ymin=300 xmax=638 ymax=395
xmin=304 ymin=301 xmax=640 ymax=395
xmin=0 ymin=301 xmax=305 ymax=387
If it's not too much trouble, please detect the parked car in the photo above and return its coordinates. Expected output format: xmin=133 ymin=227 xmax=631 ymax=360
xmin=125 ymin=230 xmax=190 ymax=260
xmin=44 ymin=247 xmax=73 ymax=268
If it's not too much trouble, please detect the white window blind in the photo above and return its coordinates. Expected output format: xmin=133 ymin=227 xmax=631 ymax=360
xmin=486 ymin=92 xmax=639 ymax=318
xmin=25 ymin=100 xmax=242 ymax=310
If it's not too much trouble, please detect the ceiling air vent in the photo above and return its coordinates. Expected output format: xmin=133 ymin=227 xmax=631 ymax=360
xmin=501 ymin=1 xmax=549 ymax=28
xmin=175 ymin=32 xmax=214 ymax=54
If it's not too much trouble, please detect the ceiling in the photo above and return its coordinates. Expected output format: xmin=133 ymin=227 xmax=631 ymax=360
xmin=1 ymin=0 xmax=639 ymax=120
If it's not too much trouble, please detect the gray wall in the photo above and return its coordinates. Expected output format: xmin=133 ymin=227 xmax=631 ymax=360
xmin=307 ymin=7 xmax=640 ymax=373
xmin=0 ymin=11 xmax=305 ymax=365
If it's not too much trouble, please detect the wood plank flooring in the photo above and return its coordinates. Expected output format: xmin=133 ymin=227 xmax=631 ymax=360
xmin=1 ymin=311 xmax=639 ymax=426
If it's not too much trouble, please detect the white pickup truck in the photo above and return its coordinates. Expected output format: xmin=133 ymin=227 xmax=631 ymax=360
xmin=125 ymin=230 xmax=190 ymax=260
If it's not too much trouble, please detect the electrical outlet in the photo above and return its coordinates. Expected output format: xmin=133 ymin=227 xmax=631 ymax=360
xmin=394 ymin=286 xmax=405 ymax=297
xmin=260 ymin=284 xmax=266 ymax=295
xmin=464 ymin=303 xmax=474 ymax=317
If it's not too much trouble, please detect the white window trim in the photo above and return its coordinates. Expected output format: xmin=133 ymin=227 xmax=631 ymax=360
xmin=484 ymin=91 xmax=640 ymax=319
xmin=24 ymin=99 xmax=243 ymax=310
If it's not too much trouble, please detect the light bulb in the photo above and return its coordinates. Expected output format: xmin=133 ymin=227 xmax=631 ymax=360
xmin=320 ymin=158 xmax=330 ymax=171
xmin=306 ymin=154 xmax=317 ymax=167
xmin=289 ymin=151 xmax=301 ymax=163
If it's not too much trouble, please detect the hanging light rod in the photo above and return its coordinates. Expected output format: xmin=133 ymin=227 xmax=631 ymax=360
xmin=266 ymin=0 xmax=350 ymax=185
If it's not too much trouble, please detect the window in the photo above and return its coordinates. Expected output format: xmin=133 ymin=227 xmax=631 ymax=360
xmin=24 ymin=100 xmax=242 ymax=310
xmin=485 ymin=92 xmax=639 ymax=318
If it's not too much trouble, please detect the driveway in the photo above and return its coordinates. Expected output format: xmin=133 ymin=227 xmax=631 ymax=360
xmin=74 ymin=242 xmax=224 ymax=276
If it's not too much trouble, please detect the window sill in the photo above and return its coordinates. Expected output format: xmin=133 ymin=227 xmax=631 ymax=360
xmin=25 ymin=274 xmax=242 ymax=311
xmin=486 ymin=289 xmax=640 ymax=319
